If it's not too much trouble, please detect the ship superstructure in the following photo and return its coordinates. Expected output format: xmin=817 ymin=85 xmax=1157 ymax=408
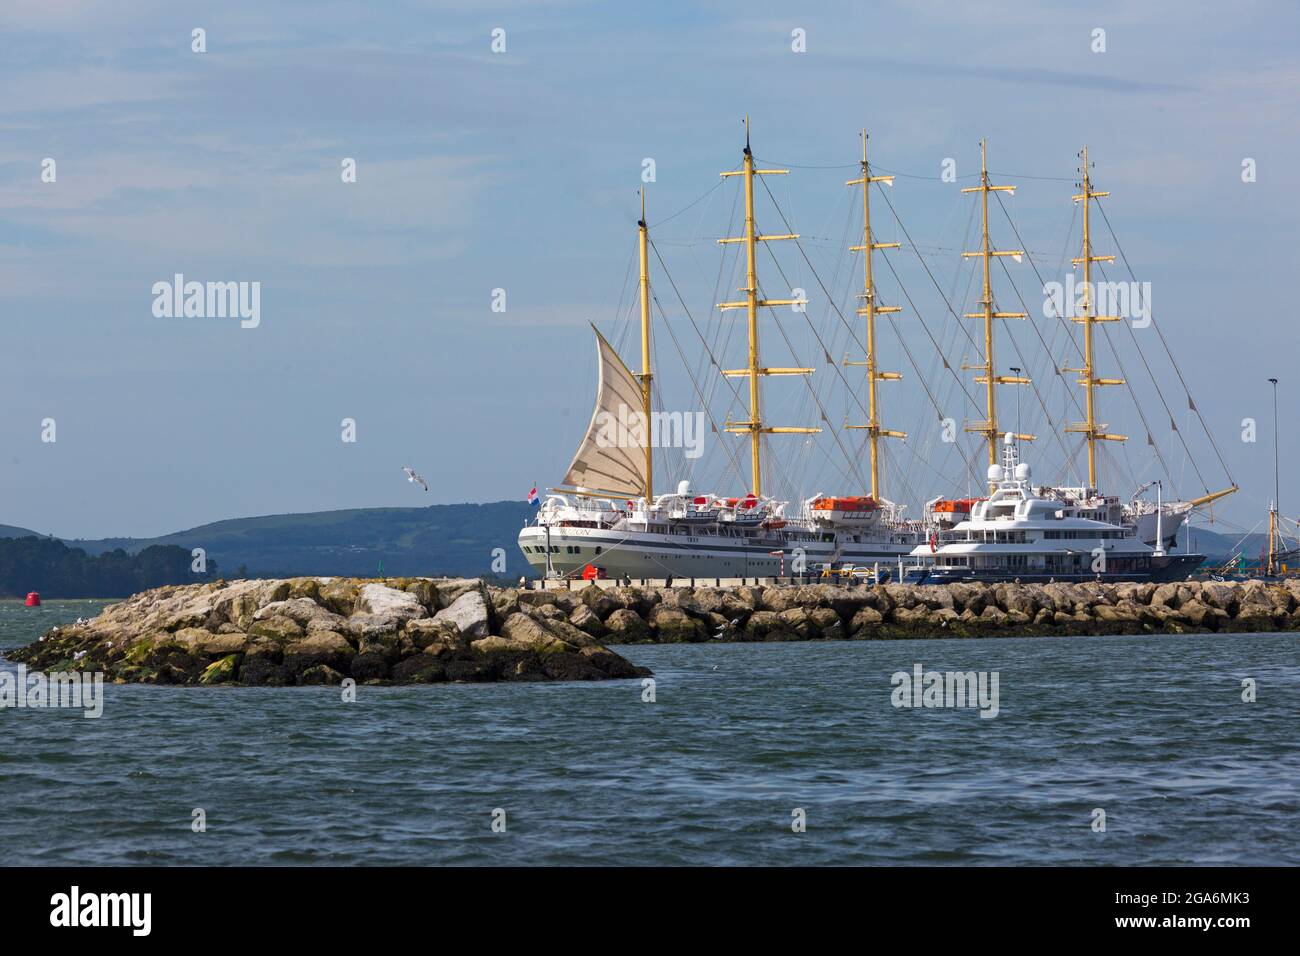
xmin=906 ymin=435 xmax=1203 ymax=584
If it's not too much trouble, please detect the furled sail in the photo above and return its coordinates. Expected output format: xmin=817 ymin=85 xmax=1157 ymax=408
xmin=560 ymin=326 xmax=648 ymax=498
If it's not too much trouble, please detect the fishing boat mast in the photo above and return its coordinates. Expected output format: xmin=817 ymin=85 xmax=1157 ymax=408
xmin=1064 ymin=146 xmax=1126 ymax=487
xmin=716 ymin=117 xmax=820 ymax=497
xmin=845 ymin=130 xmax=906 ymax=500
xmin=962 ymin=139 xmax=1033 ymax=484
xmin=637 ymin=188 xmax=653 ymax=501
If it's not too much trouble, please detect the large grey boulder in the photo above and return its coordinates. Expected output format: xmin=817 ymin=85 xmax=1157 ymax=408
xmin=254 ymin=598 xmax=346 ymax=632
xmin=356 ymin=584 xmax=429 ymax=622
xmin=603 ymin=608 xmax=651 ymax=643
xmin=432 ymin=588 xmax=491 ymax=640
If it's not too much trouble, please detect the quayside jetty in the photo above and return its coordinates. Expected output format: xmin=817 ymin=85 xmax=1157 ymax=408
xmin=7 ymin=578 xmax=650 ymax=686
xmin=10 ymin=577 xmax=1299 ymax=686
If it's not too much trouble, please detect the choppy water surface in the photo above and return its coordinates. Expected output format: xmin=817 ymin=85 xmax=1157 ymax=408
xmin=1 ymin=599 xmax=1296 ymax=865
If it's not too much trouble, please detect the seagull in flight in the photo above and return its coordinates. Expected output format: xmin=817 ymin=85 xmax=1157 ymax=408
xmin=402 ymin=466 xmax=429 ymax=492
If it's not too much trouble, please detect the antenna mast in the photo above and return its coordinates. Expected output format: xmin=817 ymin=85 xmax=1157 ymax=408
xmin=716 ymin=116 xmax=820 ymax=496
xmin=845 ymin=129 xmax=906 ymax=500
xmin=1064 ymin=145 xmax=1127 ymax=488
xmin=962 ymin=139 xmax=1033 ymax=483
xmin=638 ymin=188 xmax=653 ymax=501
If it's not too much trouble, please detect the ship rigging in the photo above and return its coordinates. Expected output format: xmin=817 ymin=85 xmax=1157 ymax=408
xmin=519 ymin=121 xmax=1238 ymax=582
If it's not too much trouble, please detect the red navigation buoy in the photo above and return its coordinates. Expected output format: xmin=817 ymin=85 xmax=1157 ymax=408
xmin=24 ymin=591 xmax=41 ymax=607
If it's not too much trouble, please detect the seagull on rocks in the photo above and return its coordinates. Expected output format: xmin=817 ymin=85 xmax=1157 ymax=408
xmin=713 ymin=617 xmax=743 ymax=640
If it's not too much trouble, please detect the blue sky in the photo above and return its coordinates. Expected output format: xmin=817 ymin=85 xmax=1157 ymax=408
xmin=1 ymin=0 xmax=1296 ymax=540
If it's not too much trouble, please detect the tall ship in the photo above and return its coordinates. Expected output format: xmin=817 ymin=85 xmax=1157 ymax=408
xmin=519 ymin=125 xmax=1233 ymax=582
xmin=519 ymin=123 xmax=921 ymax=579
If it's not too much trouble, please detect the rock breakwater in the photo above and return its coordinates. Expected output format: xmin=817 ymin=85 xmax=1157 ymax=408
xmin=7 ymin=578 xmax=650 ymax=685
xmin=12 ymin=577 xmax=1297 ymax=685
xmin=518 ymin=577 xmax=1300 ymax=642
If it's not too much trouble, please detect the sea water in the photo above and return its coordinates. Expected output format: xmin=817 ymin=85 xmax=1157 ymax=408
xmin=1 ymin=600 xmax=1296 ymax=865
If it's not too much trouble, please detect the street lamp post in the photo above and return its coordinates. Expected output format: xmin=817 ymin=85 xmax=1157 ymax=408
xmin=1268 ymin=377 xmax=1280 ymax=576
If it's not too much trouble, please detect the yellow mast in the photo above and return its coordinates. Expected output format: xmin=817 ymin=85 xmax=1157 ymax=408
xmin=716 ymin=117 xmax=820 ymax=497
xmin=637 ymin=188 xmax=653 ymax=501
xmin=961 ymin=139 xmax=1032 ymax=482
xmin=1064 ymin=145 xmax=1126 ymax=487
xmin=845 ymin=129 xmax=905 ymax=500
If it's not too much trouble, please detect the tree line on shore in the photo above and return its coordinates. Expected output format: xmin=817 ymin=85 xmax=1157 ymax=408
xmin=0 ymin=536 xmax=218 ymax=599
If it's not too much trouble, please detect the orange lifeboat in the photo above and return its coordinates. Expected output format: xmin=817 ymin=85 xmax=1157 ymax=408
xmin=809 ymin=496 xmax=880 ymax=525
xmin=811 ymin=495 xmax=878 ymax=512
xmin=929 ymin=497 xmax=981 ymax=528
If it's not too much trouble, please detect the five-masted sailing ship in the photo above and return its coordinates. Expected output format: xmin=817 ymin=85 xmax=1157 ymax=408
xmin=518 ymin=122 xmax=1232 ymax=583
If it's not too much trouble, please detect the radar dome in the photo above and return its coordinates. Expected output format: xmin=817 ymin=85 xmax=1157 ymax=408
xmin=987 ymin=464 xmax=1004 ymax=483
xmin=1015 ymin=463 xmax=1031 ymax=480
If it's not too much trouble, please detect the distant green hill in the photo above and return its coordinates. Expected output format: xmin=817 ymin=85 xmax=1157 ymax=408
xmin=0 ymin=524 xmax=44 ymax=539
xmin=1189 ymin=528 xmax=1283 ymax=568
xmin=59 ymin=501 xmax=538 ymax=579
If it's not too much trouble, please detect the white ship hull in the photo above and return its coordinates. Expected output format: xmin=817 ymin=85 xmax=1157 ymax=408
xmin=1131 ymin=504 xmax=1190 ymax=549
xmin=518 ymin=522 xmax=915 ymax=579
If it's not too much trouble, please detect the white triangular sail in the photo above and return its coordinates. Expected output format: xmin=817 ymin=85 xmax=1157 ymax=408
xmin=560 ymin=327 xmax=647 ymax=498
